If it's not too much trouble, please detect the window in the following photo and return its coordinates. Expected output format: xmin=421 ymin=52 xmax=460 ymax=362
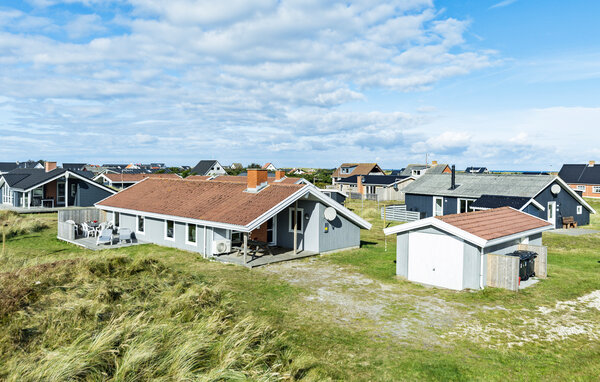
xmin=186 ymin=224 xmax=197 ymax=244
xmin=114 ymin=212 xmax=120 ymax=227
xmin=137 ymin=216 xmax=144 ymax=233
xmin=593 ymin=186 xmax=600 ymax=193
xmin=412 ymin=170 xmax=421 ymax=176
xmin=458 ymin=199 xmax=475 ymax=213
xmin=165 ymin=220 xmax=174 ymax=240
xmin=576 ymin=185 xmax=586 ymax=191
xmin=32 ymin=187 xmax=43 ymax=198
xmin=577 ymin=206 xmax=583 ymax=215
xmin=71 ymin=183 xmax=77 ymax=197
xmin=288 ymin=207 xmax=304 ymax=233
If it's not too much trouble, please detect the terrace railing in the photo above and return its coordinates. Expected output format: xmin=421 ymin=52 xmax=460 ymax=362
xmin=380 ymin=205 xmax=420 ymax=222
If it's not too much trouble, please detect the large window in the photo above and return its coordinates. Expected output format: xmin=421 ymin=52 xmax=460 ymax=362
xmin=186 ymin=224 xmax=197 ymax=244
xmin=593 ymin=186 xmax=600 ymax=193
xmin=137 ymin=216 xmax=144 ymax=233
xmin=458 ymin=199 xmax=475 ymax=214
xmin=165 ymin=220 xmax=174 ymax=240
xmin=288 ymin=207 xmax=304 ymax=233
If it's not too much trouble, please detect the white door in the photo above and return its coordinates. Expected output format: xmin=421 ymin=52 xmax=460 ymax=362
xmin=267 ymin=216 xmax=277 ymax=246
xmin=408 ymin=232 xmax=464 ymax=290
xmin=547 ymin=201 xmax=556 ymax=227
xmin=433 ymin=197 xmax=444 ymax=216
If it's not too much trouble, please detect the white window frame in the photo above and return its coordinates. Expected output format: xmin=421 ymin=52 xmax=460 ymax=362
xmin=136 ymin=215 xmax=145 ymax=234
xmin=288 ymin=207 xmax=304 ymax=233
xmin=593 ymin=186 xmax=600 ymax=193
xmin=577 ymin=205 xmax=583 ymax=215
xmin=433 ymin=196 xmax=444 ymax=217
xmin=457 ymin=198 xmax=476 ymax=214
xmin=186 ymin=223 xmax=197 ymax=245
xmin=165 ymin=220 xmax=175 ymax=241
xmin=575 ymin=185 xmax=586 ymax=191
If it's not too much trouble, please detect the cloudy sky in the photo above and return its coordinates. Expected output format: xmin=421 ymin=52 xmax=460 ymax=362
xmin=1 ymin=0 xmax=599 ymax=170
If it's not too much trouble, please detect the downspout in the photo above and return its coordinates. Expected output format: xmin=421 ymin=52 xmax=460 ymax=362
xmin=479 ymin=247 xmax=485 ymax=289
xmin=203 ymin=225 xmax=207 ymax=259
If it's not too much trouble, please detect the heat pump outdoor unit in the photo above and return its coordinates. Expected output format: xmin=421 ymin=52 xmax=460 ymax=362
xmin=212 ymin=239 xmax=231 ymax=255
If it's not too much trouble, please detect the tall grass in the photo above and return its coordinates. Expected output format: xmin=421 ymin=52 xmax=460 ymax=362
xmin=0 ymin=255 xmax=317 ymax=381
xmin=0 ymin=210 xmax=48 ymax=242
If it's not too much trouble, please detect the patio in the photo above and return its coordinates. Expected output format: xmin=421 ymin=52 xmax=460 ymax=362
xmin=60 ymin=234 xmax=149 ymax=251
xmin=213 ymin=246 xmax=318 ymax=268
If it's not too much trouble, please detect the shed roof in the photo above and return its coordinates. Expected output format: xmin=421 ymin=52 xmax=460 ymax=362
xmin=558 ymin=164 xmax=600 ymax=185
xmin=384 ymin=207 xmax=553 ymax=247
xmin=0 ymin=162 xmax=19 ymax=173
xmin=336 ymin=174 xmax=411 ymax=186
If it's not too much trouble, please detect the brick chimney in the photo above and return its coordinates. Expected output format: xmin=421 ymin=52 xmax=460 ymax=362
xmin=275 ymin=170 xmax=286 ymax=181
xmin=45 ymin=161 xmax=57 ymax=172
xmin=357 ymin=175 xmax=364 ymax=194
xmin=247 ymin=169 xmax=268 ymax=192
xmin=589 ymin=160 xmax=595 ymax=167
xmin=431 ymin=160 xmax=438 ymax=166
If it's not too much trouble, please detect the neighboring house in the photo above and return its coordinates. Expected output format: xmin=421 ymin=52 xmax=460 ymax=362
xmin=400 ymin=161 xmax=451 ymax=178
xmin=62 ymin=163 xmax=88 ymax=171
xmin=286 ymin=168 xmax=306 ymax=175
xmin=17 ymin=160 xmax=44 ymax=169
xmin=464 ymin=167 xmax=489 ymax=174
xmin=319 ymin=189 xmax=347 ymax=204
xmin=94 ymin=173 xmax=180 ymax=189
xmin=402 ymin=169 xmax=596 ymax=227
xmin=94 ymin=169 xmax=371 ymax=266
xmin=558 ymin=161 xmax=600 ymax=198
xmin=230 ymin=163 xmax=243 ymax=170
xmin=332 ymin=163 xmax=385 ymax=185
xmin=334 ymin=175 xmax=415 ymax=201
xmin=191 ymin=160 xmax=227 ymax=176
xmin=0 ymin=162 xmax=19 ymax=175
xmin=384 ymin=207 xmax=553 ymax=290
xmin=0 ymin=162 xmax=116 ymax=209
xmin=262 ymin=163 xmax=277 ymax=171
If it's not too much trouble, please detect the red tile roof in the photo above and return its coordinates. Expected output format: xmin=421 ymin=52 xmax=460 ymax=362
xmin=97 ymin=178 xmax=304 ymax=226
xmin=188 ymin=175 xmax=299 ymax=185
xmin=184 ymin=175 xmax=212 ymax=181
xmin=103 ymin=173 xmax=180 ymax=182
xmin=436 ymin=207 xmax=551 ymax=240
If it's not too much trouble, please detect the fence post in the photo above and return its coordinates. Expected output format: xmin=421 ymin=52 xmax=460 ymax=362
xmin=383 ymin=206 xmax=387 ymax=252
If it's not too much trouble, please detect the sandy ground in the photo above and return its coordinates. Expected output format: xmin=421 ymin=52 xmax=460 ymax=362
xmin=261 ymin=258 xmax=600 ymax=348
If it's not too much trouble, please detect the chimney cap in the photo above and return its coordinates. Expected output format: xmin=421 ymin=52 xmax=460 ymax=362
xmin=589 ymin=160 xmax=595 ymax=167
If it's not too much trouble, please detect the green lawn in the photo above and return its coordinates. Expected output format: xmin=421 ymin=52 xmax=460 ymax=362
xmin=1 ymin=201 xmax=599 ymax=381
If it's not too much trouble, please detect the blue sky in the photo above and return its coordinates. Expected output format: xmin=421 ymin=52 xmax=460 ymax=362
xmin=1 ymin=0 xmax=599 ymax=170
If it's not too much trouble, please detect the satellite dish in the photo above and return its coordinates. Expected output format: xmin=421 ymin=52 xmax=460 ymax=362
xmin=324 ymin=207 xmax=337 ymax=221
xmin=551 ymin=184 xmax=561 ymax=195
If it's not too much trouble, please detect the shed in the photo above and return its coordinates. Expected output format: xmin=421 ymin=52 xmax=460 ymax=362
xmin=383 ymin=207 xmax=553 ymax=290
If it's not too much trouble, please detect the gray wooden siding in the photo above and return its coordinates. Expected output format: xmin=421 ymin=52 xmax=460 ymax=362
xmin=70 ymin=179 xmax=114 ymax=207
xmin=396 ymin=232 xmax=409 ymax=277
xmin=483 ymin=239 xmax=521 ymax=255
xmin=318 ymin=202 xmax=360 ymax=253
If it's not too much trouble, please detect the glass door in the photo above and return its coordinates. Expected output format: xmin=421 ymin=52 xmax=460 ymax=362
xmin=266 ymin=216 xmax=277 ymax=246
xmin=433 ymin=197 xmax=443 ymax=216
xmin=57 ymin=180 xmax=65 ymax=205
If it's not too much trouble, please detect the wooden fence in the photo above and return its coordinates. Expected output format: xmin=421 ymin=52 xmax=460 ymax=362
xmin=487 ymin=253 xmax=520 ymax=291
xmin=380 ymin=205 xmax=420 ymax=222
xmin=518 ymin=243 xmax=548 ymax=278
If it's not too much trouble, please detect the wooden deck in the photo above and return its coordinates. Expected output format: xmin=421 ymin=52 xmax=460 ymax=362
xmin=213 ymin=246 xmax=318 ymax=268
xmin=59 ymin=235 xmax=149 ymax=251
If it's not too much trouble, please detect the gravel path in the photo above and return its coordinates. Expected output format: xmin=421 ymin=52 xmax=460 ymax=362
xmin=259 ymin=258 xmax=469 ymax=342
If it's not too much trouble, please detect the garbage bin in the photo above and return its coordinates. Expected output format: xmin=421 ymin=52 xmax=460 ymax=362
xmin=507 ymin=250 xmax=538 ymax=281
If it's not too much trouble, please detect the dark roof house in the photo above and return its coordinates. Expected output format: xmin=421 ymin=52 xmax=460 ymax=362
xmin=332 ymin=163 xmax=384 ymax=179
xmin=558 ymin=161 xmax=600 ymax=198
xmin=402 ymin=171 xmax=595 ymax=227
xmin=191 ymin=160 xmax=227 ymax=176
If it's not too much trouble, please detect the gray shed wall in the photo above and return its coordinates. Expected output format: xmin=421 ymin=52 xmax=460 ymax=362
xmin=396 ymin=232 xmax=409 ymax=277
